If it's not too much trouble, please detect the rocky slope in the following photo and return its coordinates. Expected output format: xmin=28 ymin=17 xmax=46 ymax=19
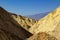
xmin=27 ymin=32 xmax=57 ymax=40
xmin=0 ymin=7 xmax=32 ymax=40
xmin=29 ymin=6 xmax=60 ymax=40
xmin=0 ymin=6 xmax=59 ymax=40
xmin=11 ymin=13 xmax=36 ymax=30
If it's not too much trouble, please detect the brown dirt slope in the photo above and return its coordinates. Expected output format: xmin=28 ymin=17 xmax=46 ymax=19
xmin=0 ymin=7 xmax=32 ymax=40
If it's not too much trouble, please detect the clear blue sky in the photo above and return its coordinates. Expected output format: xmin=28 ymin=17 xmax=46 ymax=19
xmin=0 ymin=0 xmax=60 ymax=16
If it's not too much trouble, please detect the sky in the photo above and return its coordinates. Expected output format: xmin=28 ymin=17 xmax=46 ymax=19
xmin=0 ymin=0 xmax=60 ymax=16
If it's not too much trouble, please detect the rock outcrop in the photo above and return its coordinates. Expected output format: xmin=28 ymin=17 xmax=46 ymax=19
xmin=11 ymin=13 xmax=36 ymax=31
xmin=0 ymin=7 xmax=32 ymax=40
xmin=27 ymin=32 xmax=57 ymax=40
xmin=29 ymin=6 xmax=60 ymax=40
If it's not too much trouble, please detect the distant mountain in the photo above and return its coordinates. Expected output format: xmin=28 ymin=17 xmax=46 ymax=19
xmin=29 ymin=6 xmax=60 ymax=40
xmin=27 ymin=12 xmax=49 ymax=20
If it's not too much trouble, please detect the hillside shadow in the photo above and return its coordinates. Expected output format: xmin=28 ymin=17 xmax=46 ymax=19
xmin=0 ymin=7 xmax=32 ymax=40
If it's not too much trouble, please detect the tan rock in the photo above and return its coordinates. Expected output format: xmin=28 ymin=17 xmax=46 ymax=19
xmin=11 ymin=13 xmax=36 ymax=30
xmin=29 ymin=6 xmax=60 ymax=40
xmin=27 ymin=32 xmax=57 ymax=40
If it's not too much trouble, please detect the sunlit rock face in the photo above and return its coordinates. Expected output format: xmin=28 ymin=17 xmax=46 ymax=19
xmin=11 ymin=14 xmax=37 ymax=31
xmin=27 ymin=32 xmax=57 ymax=40
xmin=0 ymin=7 xmax=32 ymax=40
xmin=29 ymin=6 xmax=60 ymax=40
xmin=1 ymin=6 xmax=60 ymax=40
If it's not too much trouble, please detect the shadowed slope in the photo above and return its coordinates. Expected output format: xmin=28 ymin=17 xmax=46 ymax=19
xmin=0 ymin=7 xmax=32 ymax=40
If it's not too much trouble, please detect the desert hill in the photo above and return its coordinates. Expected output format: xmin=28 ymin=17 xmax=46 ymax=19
xmin=0 ymin=7 xmax=32 ymax=40
xmin=11 ymin=13 xmax=36 ymax=30
xmin=29 ymin=6 xmax=60 ymax=40
xmin=0 ymin=6 xmax=58 ymax=40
